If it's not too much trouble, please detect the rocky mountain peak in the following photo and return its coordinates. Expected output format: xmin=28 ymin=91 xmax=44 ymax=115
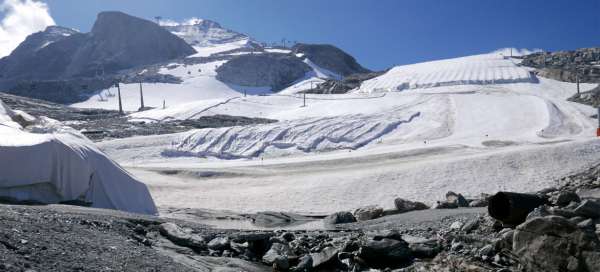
xmin=292 ymin=43 xmax=370 ymax=77
xmin=162 ymin=17 xmax=249 ymax=47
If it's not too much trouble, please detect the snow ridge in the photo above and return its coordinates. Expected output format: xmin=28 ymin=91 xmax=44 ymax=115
xmin=164 ymin=110 xmax=421 ymax=159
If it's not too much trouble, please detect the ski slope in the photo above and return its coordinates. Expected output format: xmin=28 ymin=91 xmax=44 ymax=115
xmin=71 ymin=60 xmax=270 ymax=112
xmin=95 ymin=49 xmax=600 ymax=214
xmin=357 ymin=52 xmax=535 ymax=93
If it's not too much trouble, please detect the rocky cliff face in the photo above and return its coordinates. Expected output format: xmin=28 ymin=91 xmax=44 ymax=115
xmin=216 ymin=53 xmax=311 ymax=91
xmin=521 ymin=48 xmax=600 ymax=83
xmin=0 ymin=12 xmax=195 ymax=103
xmin=292 ymin=43 xmax=370 ymax=77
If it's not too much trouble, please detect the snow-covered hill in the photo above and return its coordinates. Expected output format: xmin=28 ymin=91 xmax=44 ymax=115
xmin=96 ymin=49 xmax=600 ymax=213
xmin=357 ymin=52 xmax=536 ymax=93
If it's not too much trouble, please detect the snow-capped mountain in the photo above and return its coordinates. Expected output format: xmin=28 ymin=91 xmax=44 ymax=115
xmin=161 ymin=18 xmax=250 ymax=47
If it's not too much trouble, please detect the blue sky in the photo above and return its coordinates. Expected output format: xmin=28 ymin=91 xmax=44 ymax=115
xmin=25 ymin=0 xmax=600 ymax=70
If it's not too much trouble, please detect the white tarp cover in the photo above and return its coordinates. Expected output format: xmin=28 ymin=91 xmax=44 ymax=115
xmin=0 ymin=101 xmax=157 ymax=215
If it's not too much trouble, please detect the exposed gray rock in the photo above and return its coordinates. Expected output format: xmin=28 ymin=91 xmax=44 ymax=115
xmin=273 ymin=255 xmax=290 ymax=271
xmin=303 ymin=72 xmax=384 ymax=94
xmin=216 ymin=53 xmax=311 ymax=91
xmin=291 ymin=43 xmax=370 ymax=77
xmin=262 ymin=243 xmax=291 ymax=265
xmin=373 ymin=230 xmax=403 ymax=241
xmin=353 ymin=205 xmax=384 ymax=221
xmin=0 ymin=11 xmax=195 ymax=103
xmin=574 ymin=200 xmax=600 ymax=218
xmin=554 ymin=191 xmax=581 ymax=207
xmin=294 ymin=255 xmax=313 ymax=271
xmin=207 ymin=236 xmax=230 ymax=251
xmin=525 ymin=205 xmax=552 ymax=221
xmin=358 ymin=238 xmax=412 ymax=268
xmin=461 ymin=219 xmax=479 ymax=233
xmin=310 ymin=246 xmax=339 ymax=268
xmin=446 ymin=191 xmax=469 ymax=207
xmin=521 ymin=48 xmax=600 ymax=83
xmin=393 ymin=198 xmax=429 ymax=213
xmin=324 ymin=211 xmax=356 ymax=225
xmin=513 ymin=216 xmax=600 ymax=272
xmin=158 ymin=222 xmax=206 ymax=250
xmin=409 ymin=243 xmax=439 ymax=259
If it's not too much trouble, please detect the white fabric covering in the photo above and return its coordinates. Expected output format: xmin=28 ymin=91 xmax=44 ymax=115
xmin=0 ymin=100 xmax=157 ymax=215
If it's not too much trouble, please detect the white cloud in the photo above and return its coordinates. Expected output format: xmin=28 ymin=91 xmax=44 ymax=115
xmin=0 ymin=0 xmax=55 ymax=57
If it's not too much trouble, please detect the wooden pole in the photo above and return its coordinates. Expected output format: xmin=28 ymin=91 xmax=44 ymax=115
xmin=116 ymin=82 xmax=123 ymax=115
xmin=577 ymin=73 xmax=580 ymax=94
xmin=303 ymin=92 xmax=306 ymax=107
xmin=139 ymin=81 xmax=144 ymax=110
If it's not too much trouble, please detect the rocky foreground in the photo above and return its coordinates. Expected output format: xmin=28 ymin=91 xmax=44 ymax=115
xmin=1 ymin=163 xmax=600 ymax=271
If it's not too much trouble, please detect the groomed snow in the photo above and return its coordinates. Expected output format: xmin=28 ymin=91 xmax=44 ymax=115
xmin=0 ymin=101 xmax=157 ymax=215
xmin=95 ymin=49 xmax=600 ymax=214
xmin=71 ymin=60 xmax=270 ymax=112
xmin=357 ymin=51 xmax=535 ymax=93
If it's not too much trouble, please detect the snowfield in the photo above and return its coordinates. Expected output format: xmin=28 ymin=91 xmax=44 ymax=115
xmin=92 ymin=49 xmax=600 ymax=214
xmin=357 ymin=52 xmax=535 ymax=93
xmin=71 ymin=60 xmax=270 ymax=112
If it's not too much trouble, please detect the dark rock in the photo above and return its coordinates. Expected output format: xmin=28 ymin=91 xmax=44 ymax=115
xmin=353 ymin=205 xmax=383 ymax=221
xmin=294 ymin=255 xmax=313 ymax=271
xmin=263 ymin=243 xmax=291 ymax=265
xmin=358 ymin=238 xmax=412 ymax=268
xmin=513 ymin=216 xmax=600 ymax=272
xmin=574 ymin=200 xmax=600 ymax=218
xmin=207 ymin=236 xmax=230 ymax=251
xmin=493 ymin=229 xmax=514 ymax=251
xmin=324 ymin=211 xmax=356 ymax=225
xmin=582 ymin=251 xmax=600 ymax=271
xmin=393 ymin=198 xmax=429 ymax=213
xmin=578 ymin=219 xmax=595 ymax=231
xmin=409 ymin=243 xmax=439 ymax=259
xmin=570 ymin=216 xmax=587 ymax=225
xmin=525 ymin=205 xmax=552 ymax=221
xmin=281 ymin=232 xmax=295 ymax=242
xmin=461 ymin=219 xmax=479 ymax=233
xmin=291 ymin=43 xmax=370 ymax=77
xmin=555 ymin=191 xmax=581 ymax=207
xmin=550 ymin=207 xmax=578 ymax=218
xmin=446 ymin=191 xmax=469 ymax=207
xmin=433 ymin=201 xmax=458 ymax=209
xmin=216 ymin=53 xmax=311 ymax=91
xmin=478 ymin=244 xmax=494 ymax=258
xmin=373 ymin=230 xmax=403 ymax=241
xmin=310 ymin=246 xmax=339 ymax=268
xmin=273 ymin=255 xmax=290 ymax=271
xmin=304 ymin=72 xmax=384 ymax=94
xmin=158 ymin=222 xmax=206 ymax=250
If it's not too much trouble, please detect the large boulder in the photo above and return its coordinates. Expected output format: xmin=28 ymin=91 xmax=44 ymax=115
xmin=324 ymin=211 xmax=356 ymax=225
xmin=358 ymin=238 xmax=412 ymax=268
xmin=513 ymin=216 xmax=600 ymax=272
xmin=394 ymin=198 xmax=429 ymax=213
xmin=353 ymin=205 xmax=384 ymax=221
